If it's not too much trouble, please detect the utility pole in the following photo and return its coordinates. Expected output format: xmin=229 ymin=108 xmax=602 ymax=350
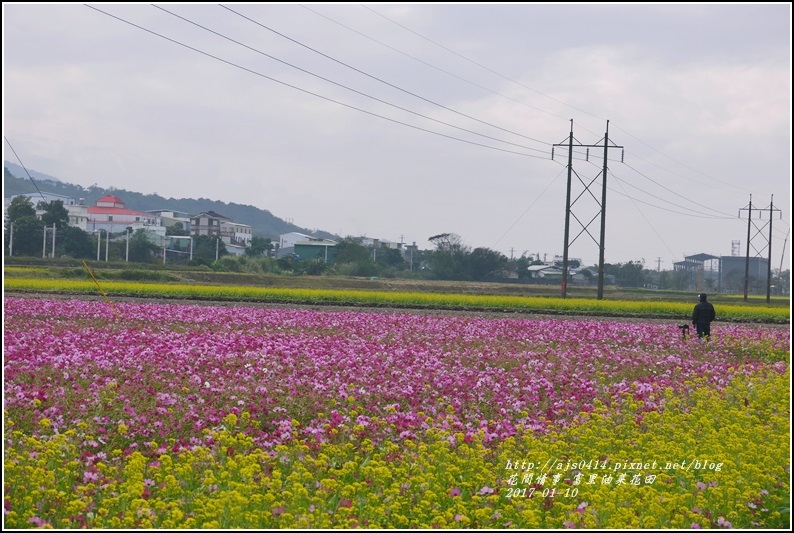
xmin=741 ymin=195 xmax=752 ymax=300
xmin=41 ymin=224 xmax=57 ymax=258
xmin=779 ymin=228 xmax=789 ymax=295
xmin=765 ymin=195 xmax=779 ymax=303
xmin=553 ymin=119 xmax=623 ymax=299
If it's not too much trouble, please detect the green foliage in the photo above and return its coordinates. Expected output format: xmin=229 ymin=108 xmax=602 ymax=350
xmin=165 ymin=222 xmax=189 ymax=236
xmin=192 ymin=235 xmax=227 ymax=262
xmin=116 ymin=269 xmax=175 ymax=282
xmin=39 ymin=200 xmax=70 ymax=231
xmin=58 ymin=226 xmax=94 ymax=259
xmin=375 ymin=247 xmax=405 ymax=269
xmin=333 ymin=261 xmax=377 ymax=277
xmin=332 ymin=237 xmax=371 ymax=264
xmin=466 ymin=247 xmax=508 ymax=281
xmin=6 ymin=195 xmax=36 ymax=222
xmin=5 ymin=215 xmax=44 ymax=257
xmin=127 ymin=229 xmax=160 ymax=263
xmin=604 ymin=260 xmax=649 ymax=288
xmin=245 ymin=236 xmax=273 ymax=257
xmin=425 ymin=235 xmax=508 ymax=281
xmin=305 ymin=258 xmax=328 ymax=276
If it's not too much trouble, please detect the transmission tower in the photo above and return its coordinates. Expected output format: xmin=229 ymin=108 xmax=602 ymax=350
xmin=553 ymin=120 xmax=623 ymax=299
xmin=739 ymin=194 xmax=781 ymax=303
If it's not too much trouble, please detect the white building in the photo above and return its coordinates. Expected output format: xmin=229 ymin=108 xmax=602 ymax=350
xmin=279 ymin=231 xmax=314 ymax=250
xmin=147 ymin=209 xmax=191 ymax=233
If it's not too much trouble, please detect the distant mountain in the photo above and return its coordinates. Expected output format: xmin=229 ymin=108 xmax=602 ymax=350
xmin=4 ymin=161 xmax=62 ymax=183
xmin=3 ymin=163 xmax=337 ymax=242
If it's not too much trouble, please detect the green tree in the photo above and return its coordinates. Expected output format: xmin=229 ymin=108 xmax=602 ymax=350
xmin=39 ymin=200 xmax=70 ymax=231
xmin=165 ymin=223 xmax=190 ymax=237
xmin=426 ymin=233 xmax=470 ymax=280
xmin=375 ymin=247 xmax=405 ymax=269
xmin=192 ymin=235 xmax=227 ymax=262
xmin=58 ymin=226 xmax=94 ymax=259
xmin=245 ymin=236 xmax=273 ymax=257
xmin=7 ymin=195 xmax=36 ymax=222
xmin=331 ymin=237 xmax=377 ymax=276
xmin=510 ymin=253 xmax=531 ymax=279
xmin=465 ymin=247 xmax=508 ymax=281
xmin=333 ymin=237 xmax=371 ymax=264
xmin=605 ymin=260 xmax=647 ymax=287
xmin=127 ymin=229 xmax=160 ymax=263
xmin=305 ymin=258 xmax=328 ymax=275
xmin=6 ymin=215 xmax=44 ymax=256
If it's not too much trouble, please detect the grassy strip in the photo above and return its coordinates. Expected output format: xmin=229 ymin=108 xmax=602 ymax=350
xmin=4 ymin=278 xmax=789 ymax=322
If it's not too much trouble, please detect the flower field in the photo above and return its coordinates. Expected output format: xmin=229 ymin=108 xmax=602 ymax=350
xmin=3 ymin=297 xmax=790 ymax=529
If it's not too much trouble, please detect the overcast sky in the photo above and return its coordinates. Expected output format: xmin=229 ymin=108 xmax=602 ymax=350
xmin=3 ymin=2 xmax=791 ymax=269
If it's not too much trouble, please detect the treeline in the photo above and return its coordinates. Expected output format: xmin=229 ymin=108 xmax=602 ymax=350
xmin=8 ymin=196 xmax=726 ymax=290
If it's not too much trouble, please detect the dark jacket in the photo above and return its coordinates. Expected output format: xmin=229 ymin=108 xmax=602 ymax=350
xmin=692 ymin=301 xmax=716 ymax=326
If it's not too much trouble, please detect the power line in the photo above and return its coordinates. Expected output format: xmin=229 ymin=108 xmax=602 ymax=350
xmin=84 ymin=4 xmax=551 ymax=160
xmin=356 ymin=5 xmax=772 ymax=204
xmin=607 ymin=175 xmax=736 ymax=219
xmin=610 ymin=122 xmax=755 ymax=196
xmin=612 ymin=171 xmax=679 ymax=263
xmin=361 ymin=4 xmax=601 ymax=124
xmin=4 ymin=137 xmax=46 ymax=204
xmin=491 ymin=162 xmax=567 ymax=249
xmin=154 ymin=4 xmax=551 ymax=155
xmin=302 ymin=4 xmax=586 ymax=128
xmin=219 ymin=4 xmax=552 ymax=152
xmin=608 ymin=165 xmax=737 ymax=219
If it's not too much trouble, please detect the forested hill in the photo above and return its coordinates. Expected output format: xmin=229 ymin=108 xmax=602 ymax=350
xmin=4 ymin=165 xmax=336 ymax=242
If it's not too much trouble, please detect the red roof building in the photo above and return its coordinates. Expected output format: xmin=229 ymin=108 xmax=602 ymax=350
xmin=87 ymin=195 xmax=162 ymax=234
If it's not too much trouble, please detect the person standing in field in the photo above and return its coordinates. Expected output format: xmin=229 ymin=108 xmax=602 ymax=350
xmin=692 ymin=292 xmax=716 ymax=339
